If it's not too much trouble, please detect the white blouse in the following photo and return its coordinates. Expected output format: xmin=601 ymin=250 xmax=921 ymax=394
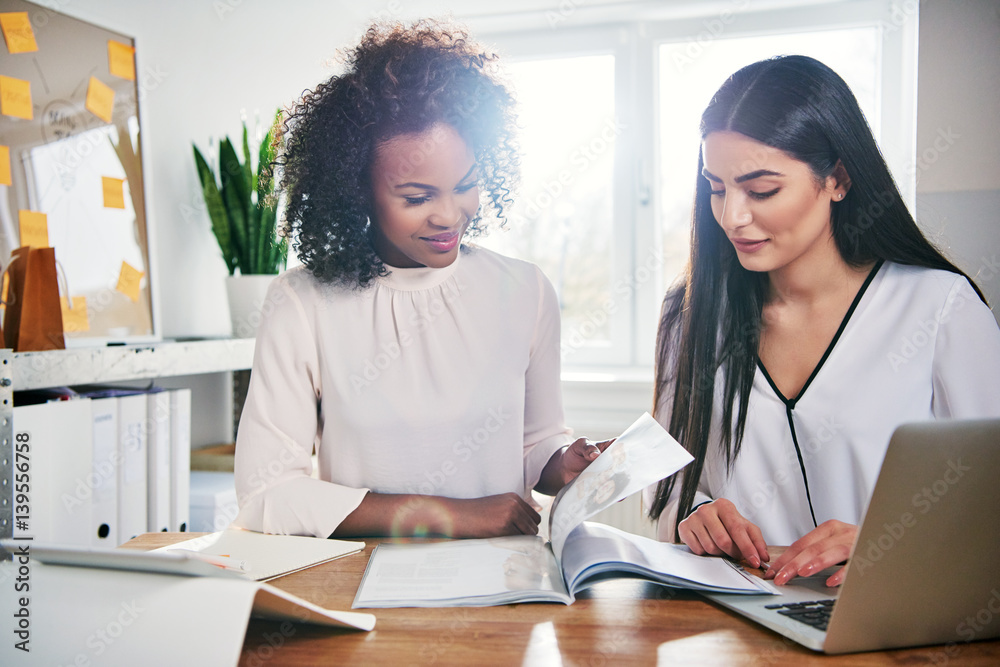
xmin=233 ymin=246 xmax=573 ymax=538
xmin=648 ymin=262 xmax=1000 ymax=546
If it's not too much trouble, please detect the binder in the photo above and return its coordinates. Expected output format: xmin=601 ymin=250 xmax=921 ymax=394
xmin=12 ymin=398 xmax=93 ymax=546
xmin=117 ymin=393 xmax=148 ymax=542
xmin=90 ymin=397 xmax=119 ymax=547
xmin=170 ymin=388 xmax=192 ymax=532
xmin=146 ymin=390 xmax=172 ymax=533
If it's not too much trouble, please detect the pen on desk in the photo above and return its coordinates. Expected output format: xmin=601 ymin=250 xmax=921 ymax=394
xmin=173 ymin=549 xmax=251 ymax=573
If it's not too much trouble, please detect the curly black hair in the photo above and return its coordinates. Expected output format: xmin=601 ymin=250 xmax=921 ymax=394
xmin=278 ymin=19 xmax=519 ymax=287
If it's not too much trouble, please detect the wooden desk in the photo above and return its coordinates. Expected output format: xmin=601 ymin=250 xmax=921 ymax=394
xmin=124 ymin=533 xmax=1000 ymax=666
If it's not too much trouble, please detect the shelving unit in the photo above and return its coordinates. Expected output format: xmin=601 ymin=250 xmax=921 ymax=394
xmin=0 ymin=339 xmax=255 ymax=539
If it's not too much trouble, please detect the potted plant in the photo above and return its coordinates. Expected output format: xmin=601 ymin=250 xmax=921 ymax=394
xmin=193 ymin=110 xmax=288 ymax=337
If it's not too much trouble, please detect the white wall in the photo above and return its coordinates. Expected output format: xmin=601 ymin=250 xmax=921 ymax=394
xmin=915 ymin=0 xmax=1000 ymax=315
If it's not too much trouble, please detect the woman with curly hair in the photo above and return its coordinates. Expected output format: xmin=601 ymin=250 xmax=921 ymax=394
xmin=645 ymin=56 xmax=1000 ymax=586
xmin=233 ymin=20 xmax=607 ymax=539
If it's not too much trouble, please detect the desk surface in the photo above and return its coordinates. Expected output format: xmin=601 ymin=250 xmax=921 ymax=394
xmin=124 ymin=533 xmax=1000 ymax=666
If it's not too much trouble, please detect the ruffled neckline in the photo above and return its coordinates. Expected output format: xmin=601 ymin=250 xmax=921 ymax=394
xmin=376 ymin=246 xmax=463 ymax=292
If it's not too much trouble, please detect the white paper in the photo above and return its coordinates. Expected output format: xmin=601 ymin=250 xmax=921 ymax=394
xmin=549 ymin=412 xmax=693 ymax=560
xmin=156 ymin=528 xmax=365 ymax=581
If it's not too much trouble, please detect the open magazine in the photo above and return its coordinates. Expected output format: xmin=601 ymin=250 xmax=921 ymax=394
xmin=352 ymin=413 xmax=774 ymax=608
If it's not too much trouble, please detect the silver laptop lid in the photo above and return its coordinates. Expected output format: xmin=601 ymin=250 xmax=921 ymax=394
xmin=825 ymin=419 xmax=1000 ymax=654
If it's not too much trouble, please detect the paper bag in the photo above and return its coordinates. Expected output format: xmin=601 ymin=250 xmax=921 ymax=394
xmin=3 ymin=246 xmax=66 ymax=351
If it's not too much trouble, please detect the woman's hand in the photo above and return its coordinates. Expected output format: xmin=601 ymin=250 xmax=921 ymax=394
xmin=678 ymin=498 xmax=770 ymax=569
xmin=535 ymin=438 xmax=615 ymax=495
xmin=764 ymin=520 xmax=857 ymax=586
xmin=447 ymin=493 xmax=542 ymax=537
xmin=333 ymin=491 xmax=540 ymax=539
xmin=560 ymin=437 xmax=615 ymax=481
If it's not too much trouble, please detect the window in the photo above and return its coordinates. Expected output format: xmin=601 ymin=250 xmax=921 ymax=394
xmin=474 ymin=1 xmax=917 ymax=378
xmin=480 ymin=54 xmax=622 ymax=365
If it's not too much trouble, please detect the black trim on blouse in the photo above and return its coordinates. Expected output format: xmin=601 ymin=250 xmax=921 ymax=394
xmin=756 ymin=259 xmax=885 ymax=528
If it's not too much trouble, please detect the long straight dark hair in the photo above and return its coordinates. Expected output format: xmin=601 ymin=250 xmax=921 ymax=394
xmin=647 ymin=56 xmax=985 ymax=537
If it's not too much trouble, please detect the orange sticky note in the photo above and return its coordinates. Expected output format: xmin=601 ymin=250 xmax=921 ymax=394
xmin=18 ymin=209 xmax=48 ymax=248
xmin=85 ymin=76 xmax=114 ymax=123
xmin=102 ymin=176 xmax=126 ymax=209
xmin=117 ymin=261 xmax=143 ymax=302
xmin=0 ymin=12 xmax=38 ymax=54
xmin=107 ymin=39 xmax=136 ymax=81
xmin=61 ymin=296 xmax=91 ymax=332
xmin=2 ymin=271 xmax=7 ymax=305
xmin=0 ymin=74 xmax=32 ymax=120
xmin=0 ymin=145 xmax=10 ymax=186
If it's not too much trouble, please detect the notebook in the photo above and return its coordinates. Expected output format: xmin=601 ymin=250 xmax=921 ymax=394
xmin=703 ymin=418 xmax=1000 ymax=654
xmin=152 ymin=528 xmax=365 ymax=580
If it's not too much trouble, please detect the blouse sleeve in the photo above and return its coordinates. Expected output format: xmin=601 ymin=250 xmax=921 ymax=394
xmin=931 ymin=277 xmax=1000 ymax=418
xmin=233 ymin=274 xmax=368 ymax=537
xmin=521 ymin=266 xmax=575 ymax=494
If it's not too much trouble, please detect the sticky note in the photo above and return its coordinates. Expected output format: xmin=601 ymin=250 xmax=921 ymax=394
xmin=85 ymin=76 xmax=114 ymax=123
xmin=117 ymin=261 xmax=143 ymax=302
xmin=61 ymin=296 xmax=91 ymax=332
xmin=18 ymin=209 xmax=48 ymax=248
xmin=102 ymin=176 xmax=126 ymax=209
xmin=0 ymin=145 xmax=10 ymax=186
xmin=1 ymin=271 xmax=7 ymax=305
xmin=0 ymin=74 xmax=32 ymax=120
xmin=0 ymin=12 xmax=38 ymax=54
xmin=107 ymin=39 xmax=136 ymax=81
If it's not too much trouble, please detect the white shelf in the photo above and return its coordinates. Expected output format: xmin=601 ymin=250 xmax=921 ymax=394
xmin=2 ymin=339 xmax=255 ymax=539
xmin=13 ymin=339 xmax=255 ymax=390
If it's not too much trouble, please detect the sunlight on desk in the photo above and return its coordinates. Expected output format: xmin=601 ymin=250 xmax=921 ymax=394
xmin=523 ymin=622 xmax=562 ymax=666
xmin=657 ymin=630 xmax=753 ymax=665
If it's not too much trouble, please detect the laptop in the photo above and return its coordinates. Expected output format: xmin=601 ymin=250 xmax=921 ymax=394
xmin=702 ymin=418 xmax=1000 ymax=654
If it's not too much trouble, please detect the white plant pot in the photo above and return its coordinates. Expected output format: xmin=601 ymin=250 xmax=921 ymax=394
xmin=225 ymin=274 xmax=278 ymax=338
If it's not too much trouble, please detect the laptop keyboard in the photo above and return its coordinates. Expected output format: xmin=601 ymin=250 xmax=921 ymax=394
xmin=765 ymin=599 xmax=835 ymax=631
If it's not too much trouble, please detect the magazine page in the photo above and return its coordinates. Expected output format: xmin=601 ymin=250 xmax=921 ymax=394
xmin=560 ymin=522 xmax=773 ymax=595
xmin=548 ymin=413 xmax=693 ymax=561
xmin=353 ymin=536 xmax=570 ymax=608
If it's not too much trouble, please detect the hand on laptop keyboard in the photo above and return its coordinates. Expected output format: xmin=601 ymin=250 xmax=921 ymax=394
xmin=763 ymin=520 xmax=856 ymax=587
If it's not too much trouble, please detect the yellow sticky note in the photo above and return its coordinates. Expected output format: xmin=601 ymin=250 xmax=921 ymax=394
xmin=0 ymin=12 xmax=38 ymax=54
xmin=0 ymin=74 xmax=32 ymax=120
xmin=107 ymin=39 xmax=136 ymax=81
xmin=2 ymin=271 xmax=7 ymax=305
xmin=18 ymin=209 xmax=48 ymax=248
xmin=85 ymin=76 xmax=114 ymax=123
xmin=102 ymin=176 xmax=126 ymax=209
xmin=117 ymin=261 xmax=143 ymax=302
xmin=61 ymin=296 xmax=91 ymax=332
xmin=0 ymin=145 xmax=10 ymax=186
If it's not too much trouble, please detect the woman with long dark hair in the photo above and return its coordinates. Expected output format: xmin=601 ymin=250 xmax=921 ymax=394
xmin=646 ymin=55 xmax=1000 ymax=586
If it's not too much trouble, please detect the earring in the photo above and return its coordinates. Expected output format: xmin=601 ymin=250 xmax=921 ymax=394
xmin=837 ymin=193 xmax=844 ymax=200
